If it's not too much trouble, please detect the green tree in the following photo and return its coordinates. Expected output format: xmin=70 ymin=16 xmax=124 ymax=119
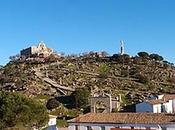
xmin=137 ymin=52 xmax=149 ymax=58
xmin=0 ymin=91 xmax=48 ymax=129
xmin=149 ymin=53 xmax=164 ymax=61
xmin=112 ymin=54 xmax=131 ymax=64
xmin=71 ymin=87 xmax=91 ymax=109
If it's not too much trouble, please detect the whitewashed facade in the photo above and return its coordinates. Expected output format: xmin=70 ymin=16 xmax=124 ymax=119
xmin=68 ymin=113 xmax=175 ymax=130
xmin=69 ymin=123 xmax=175 ymax=130
xmin=136 ymin=95 xmax=175 ymax=113
xmin=47 ymin=115 xmax=58 ymax=130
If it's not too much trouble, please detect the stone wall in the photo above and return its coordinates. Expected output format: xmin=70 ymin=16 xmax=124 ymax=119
xmin=91 ymin=96 xmax=112 ymax=113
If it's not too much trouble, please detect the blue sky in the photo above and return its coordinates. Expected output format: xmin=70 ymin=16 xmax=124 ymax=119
xmin=0 ymin=0 xmax=175 ymax=65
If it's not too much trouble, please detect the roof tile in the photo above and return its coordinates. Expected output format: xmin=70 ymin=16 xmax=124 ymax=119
xmin=69 ymin=113 xmax=175 ymax=124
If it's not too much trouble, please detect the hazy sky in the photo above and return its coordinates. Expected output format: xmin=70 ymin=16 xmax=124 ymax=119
xmin=0 ymin=0 xmax=175 ymax=65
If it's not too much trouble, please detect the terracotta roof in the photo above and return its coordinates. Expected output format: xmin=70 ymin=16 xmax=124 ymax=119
xmin=69 ymin=113 xmax=175 ymax=124
xmin=146 ymin=99 xmax=164 ymax=105
xmin=147 ymin=94 xmax=175 ymax=105
xmin=164 ymin=94 xmax=175 ymax=101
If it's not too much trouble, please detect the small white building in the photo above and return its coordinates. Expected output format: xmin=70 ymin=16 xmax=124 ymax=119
xmin=47 ymin=115 xmax=58 ymax=130
xmin=136 ymin=94 xmax=175 ymax=113
xmin=68 ymin=113 xmax=175 ymax=130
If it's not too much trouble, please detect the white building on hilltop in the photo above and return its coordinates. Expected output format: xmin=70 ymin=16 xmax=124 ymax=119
xmin=20 ymin=41 xmax=53 ymax=58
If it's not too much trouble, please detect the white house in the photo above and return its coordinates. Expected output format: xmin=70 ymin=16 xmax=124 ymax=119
xmin=68 ymin=113 xmax=175 ymax=130
xmin=136 ymin=94 xmax=175 ymax=113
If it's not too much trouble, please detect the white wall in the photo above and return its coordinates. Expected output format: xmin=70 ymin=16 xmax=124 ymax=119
xmin=31 ymin=46 xmax=38 ymax=54
xmin=164 ymin=100 xmax=173 ymax=113
xmin=153 ymin=104 xmax=161 ymax=113
xmin=68 ymin=125 xmax=75 ymax=130
xmin=80 ymin=126 xmax=87 ymax=130
xmin=105 ymin=126 xmax=113 ymax=130
xmin=173 ymin=99 xmax=175 ymax=113
xmin=158 ymin=95 xmax=164 ymax=99
xmin=136 ymin=102 xmax=153 ymax=112
xmin=91 ymin=126 xmax=101 ymax=130
xmin=68 ymin=124 xmax=175 ymax=130
xmin=69 ymin=123 xmax=175 ymax=130
xmin=48 ymin=118 xmax=57 ymax=126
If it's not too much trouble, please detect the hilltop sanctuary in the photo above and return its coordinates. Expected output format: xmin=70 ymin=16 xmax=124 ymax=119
xmin=20 ymin=41 xmax=53 ymax=58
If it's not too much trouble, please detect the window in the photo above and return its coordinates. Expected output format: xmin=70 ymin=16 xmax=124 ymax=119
xmin=75 ymin=125 xmax=79 ymax=130
xmin=87 ymin=126 xmax=92 ymax=130
xmin=161 ymin=127 xmax=167 ymax=130
xmin=101 ymin=126 xmax=105 ymax=130
xmin=161 ymin=103 xmax=164 ymax=112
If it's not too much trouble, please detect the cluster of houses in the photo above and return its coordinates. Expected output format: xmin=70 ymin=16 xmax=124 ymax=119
xmin=67 ymin=94 xmax=175 ymax=130
xmin=46 ymin=93 xmax=175 ymax=130
xmin=136 ymin=94 xmax=175 ymax=113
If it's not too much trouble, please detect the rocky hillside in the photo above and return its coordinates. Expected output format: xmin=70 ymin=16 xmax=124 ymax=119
xmin=0 ymin=52 xmax=175 ymax=104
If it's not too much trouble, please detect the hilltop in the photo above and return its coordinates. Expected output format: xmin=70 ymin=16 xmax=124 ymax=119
xmin=0 ymin=50 xmax=175 ymax=106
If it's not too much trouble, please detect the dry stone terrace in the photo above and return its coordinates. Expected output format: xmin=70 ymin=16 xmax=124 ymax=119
xmin=2 ymin=46 xmax=175 ymax=104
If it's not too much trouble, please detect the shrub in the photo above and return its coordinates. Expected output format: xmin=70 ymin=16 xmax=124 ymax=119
xmin=168 ymin=77 xmax=175 ymax=84
xmin=46 ymin=98 xmax=60 ymax=110
xmin=121 ymin=69 xmax=129 ymax=77
xmin=57 ymin=119 xmax=68 ymax=127
xmin=136 ymin=74 xmax=149 ymax=84
xmin=97 ymin=63 xmax=110 ymax=78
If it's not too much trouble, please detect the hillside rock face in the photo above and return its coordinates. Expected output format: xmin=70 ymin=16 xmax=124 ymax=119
xmin=0 ymin=53 xmax=175 ymax=104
